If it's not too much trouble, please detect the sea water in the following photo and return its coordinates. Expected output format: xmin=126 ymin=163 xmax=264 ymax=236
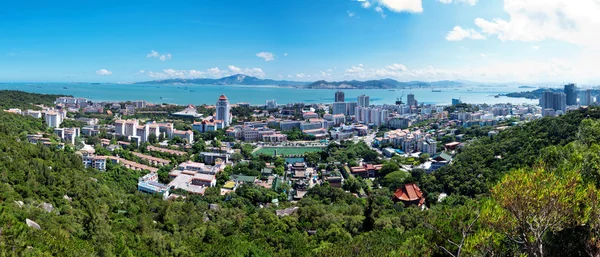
xmin=0 ymin=83 xmax=539 ymax=106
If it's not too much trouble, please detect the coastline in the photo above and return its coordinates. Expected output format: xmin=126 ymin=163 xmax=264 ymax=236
xmin=0 ymin=83 xmax=539 ymax=106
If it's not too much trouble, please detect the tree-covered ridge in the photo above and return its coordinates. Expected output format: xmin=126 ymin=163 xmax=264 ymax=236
xmin=5 ymin=91 xmax=600 ymax=255
xmin=423 ymin=107 xmax=600 ymax=197
xmin=0 ymin=111 xmax=47 ymax=135
xmin=0 ymin=90 xmax=69 ymax=110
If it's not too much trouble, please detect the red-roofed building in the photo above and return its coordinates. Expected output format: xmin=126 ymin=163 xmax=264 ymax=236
xmin=302 ymin=112 xmax=319 ymax=119
xmin=445 ymin=142 xmax=461 ymax=150
xmin=393 ymin=183 xmax=425 ymax=207
xmin=350 ymin=163 xmax=383 ymax=178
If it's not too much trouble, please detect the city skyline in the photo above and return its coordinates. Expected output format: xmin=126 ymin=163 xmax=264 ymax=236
xmin=1 ymin=0 xmax=599 ymax=84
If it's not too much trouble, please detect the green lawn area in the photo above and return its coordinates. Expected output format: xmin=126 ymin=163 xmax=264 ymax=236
xmin=253 ymin=147 xmax=323 ymax=156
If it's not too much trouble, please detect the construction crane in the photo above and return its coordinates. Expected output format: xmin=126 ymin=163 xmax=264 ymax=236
xmin=395 ymin=91 xmax=405 ymax=105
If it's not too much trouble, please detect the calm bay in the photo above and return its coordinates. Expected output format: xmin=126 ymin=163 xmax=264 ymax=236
xmin=0 ymin=83 xmax=538 ymax=106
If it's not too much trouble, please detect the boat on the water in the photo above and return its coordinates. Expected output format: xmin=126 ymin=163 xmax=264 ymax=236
xmin=431 ymin=89 xmax=441 ymax=92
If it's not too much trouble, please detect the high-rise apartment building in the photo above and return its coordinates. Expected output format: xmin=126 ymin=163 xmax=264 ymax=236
xmin=45 ymin=111 xmax=63 ymax=128
xmin=580 ymin=89 xmax=593 ymax=106
xmin=346 ymin=102 xmax=357 ymax=116
xmin=216 ymin=95 xmax=231 ymax=127
xmin=540 ymin=91 xmax=566 ymax=116
xmin=564 ymin=83 xmax=577 ymax=106
xmin=358 ymin=94 xmax=370 ymax=107
xmin=335 ymin=91 xmax=345 ymax=103
xmin=332 ymin=102 xmax=347 ymax=115
xmin=407 ymin=93 xmax=417 ymax=107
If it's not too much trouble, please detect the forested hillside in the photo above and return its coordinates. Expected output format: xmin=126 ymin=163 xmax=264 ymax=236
xmin=3 ymin=95 xmax=600 ymax=255
xmin=0 ymin=90 xmax=69 ymax=110
xmin=421 ymin=107 xmax=600 ymax=197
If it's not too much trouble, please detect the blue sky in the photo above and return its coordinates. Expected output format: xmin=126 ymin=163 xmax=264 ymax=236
xmin=1 ymin=0 xmax=598 ymax=84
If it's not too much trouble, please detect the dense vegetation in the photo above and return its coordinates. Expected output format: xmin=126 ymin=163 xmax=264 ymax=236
xmin=421 ymin=107 xmax=600 ymax=198
xmin=5 ymin=91 xmax=600 ymax=255
xmin=0 ymin=90 xmax=68 ymax=110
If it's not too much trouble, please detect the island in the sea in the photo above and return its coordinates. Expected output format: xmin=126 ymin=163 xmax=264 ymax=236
xmin=501 ymin=87 xmax=600 ymax=100
xmin=518 ymin=85 xmax=536 ymax=89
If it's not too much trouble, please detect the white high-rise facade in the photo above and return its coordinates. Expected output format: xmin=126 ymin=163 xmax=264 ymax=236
xmin=45 ymin=111 xmax=63 ymax=128
xmin=358 ymin=94 xmax=370 ymax=107
xmin=332 ymin=102 xmax=347 ymax=115
xmin=265 ymin=99 xmax=277 ymax=109
xmin=216 ymin=95 xmax=231 ymax=127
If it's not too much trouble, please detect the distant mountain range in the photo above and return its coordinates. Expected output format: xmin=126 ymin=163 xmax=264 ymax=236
xmin=136 ymin=74 xmax=309 ymax=86
xmin=137 ymin=74 xmax=500 ymax=89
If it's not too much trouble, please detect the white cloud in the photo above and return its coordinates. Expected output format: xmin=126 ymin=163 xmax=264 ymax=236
xmin=377 ymin=0 xmax=423 ymax=13
xmin=480 ymin=53 xmax=487 ymax=57
xmin=445 ymin=26 xmax=486 ymax=41
xmin=139 ymin=70 xmax=145 ymax=74
xmin=146 ymin=66 xmax=265 ymax=79
xmin=320 ymin=71 xmax=332 ymax=77
xmin=337 ymin=54 xmax=600 ymax=83
xmin=163 ymin=69 xmax=186 ymax=77
xmin=96 ymin=69 xmax=112 ymax=75
xmin=296 ymin=73 xmax=306 ymax=78
xmin=147 ymin=50 xmax=172 ymax=61
xmin=386 ymin=63 xmax=407 ymax=71
xmin=347 ymin=10 xmax=356 ymax=17
xmin=287 ymin=75 xmax=293 ymax=78
xmin=284 ymin=53 xmax=288 ymax=57
xmin=206 ymin=67 xmax=223 ymax=77
xmin=256 ymin=52 xmax=275 ymax=61
xmin=438 ymin=0 xmax=478 ymax=5
xmin=244 ymin=68 xmax=266 ymax=78
xmin=159 ymin=53 xmax=172 ymax=61
xmin=461 ymin=0 xmax=478 ymax=5
xmin=188 ymin=70 xmax=204 ymax=78
xmin=374 ymin=6 xmax=387 ymax=18
xmin=361 ymin=0 xmax=422 ymax=14
xmin=532 ymin=45 xmax=540 ymax=50
xmin=228 ymin=65 xmax=242 ymax=73
xmin=345 ymin=64 xmax=365 ymax=73
xmin=472 ymin=0 xmax=600 ymax=46
xmin=146 ymin=50 xmax=159 ymax=58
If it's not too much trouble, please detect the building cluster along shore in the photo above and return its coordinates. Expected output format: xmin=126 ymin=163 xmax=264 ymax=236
xmin=3 ymin=84 xmax=586 ymax=202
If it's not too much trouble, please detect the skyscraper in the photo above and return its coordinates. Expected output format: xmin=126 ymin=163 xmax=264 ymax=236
xmin=540 ymin=91 xmax=566 ymax=116
xmin=346 ymin=102 xmax=358 ymax=116
xmin=555 ymin=93 xmax=566 ymax=113
xmin=580 ymin=89 xmax=593 ymax=106
xmin=407 ymin=93 xmax=417 ymax=107
xmin=332 ymin=102 xmax=347 ymax=115
xmin=540 ymin=91 xmax=554 ymax=110
xmin=358 ymin=94 xmax=370 ymax=107
xmin=335 ymin=91 xmax=345 ymax=102
xmin=216 ymin=95 xmax=231 ymax=127
xmin=564 ymin=83 xmax=577 ymax=106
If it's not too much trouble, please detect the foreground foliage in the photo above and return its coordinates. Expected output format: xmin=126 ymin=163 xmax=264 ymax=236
xmin=3 ymin=93 xmax=600 ymax=255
